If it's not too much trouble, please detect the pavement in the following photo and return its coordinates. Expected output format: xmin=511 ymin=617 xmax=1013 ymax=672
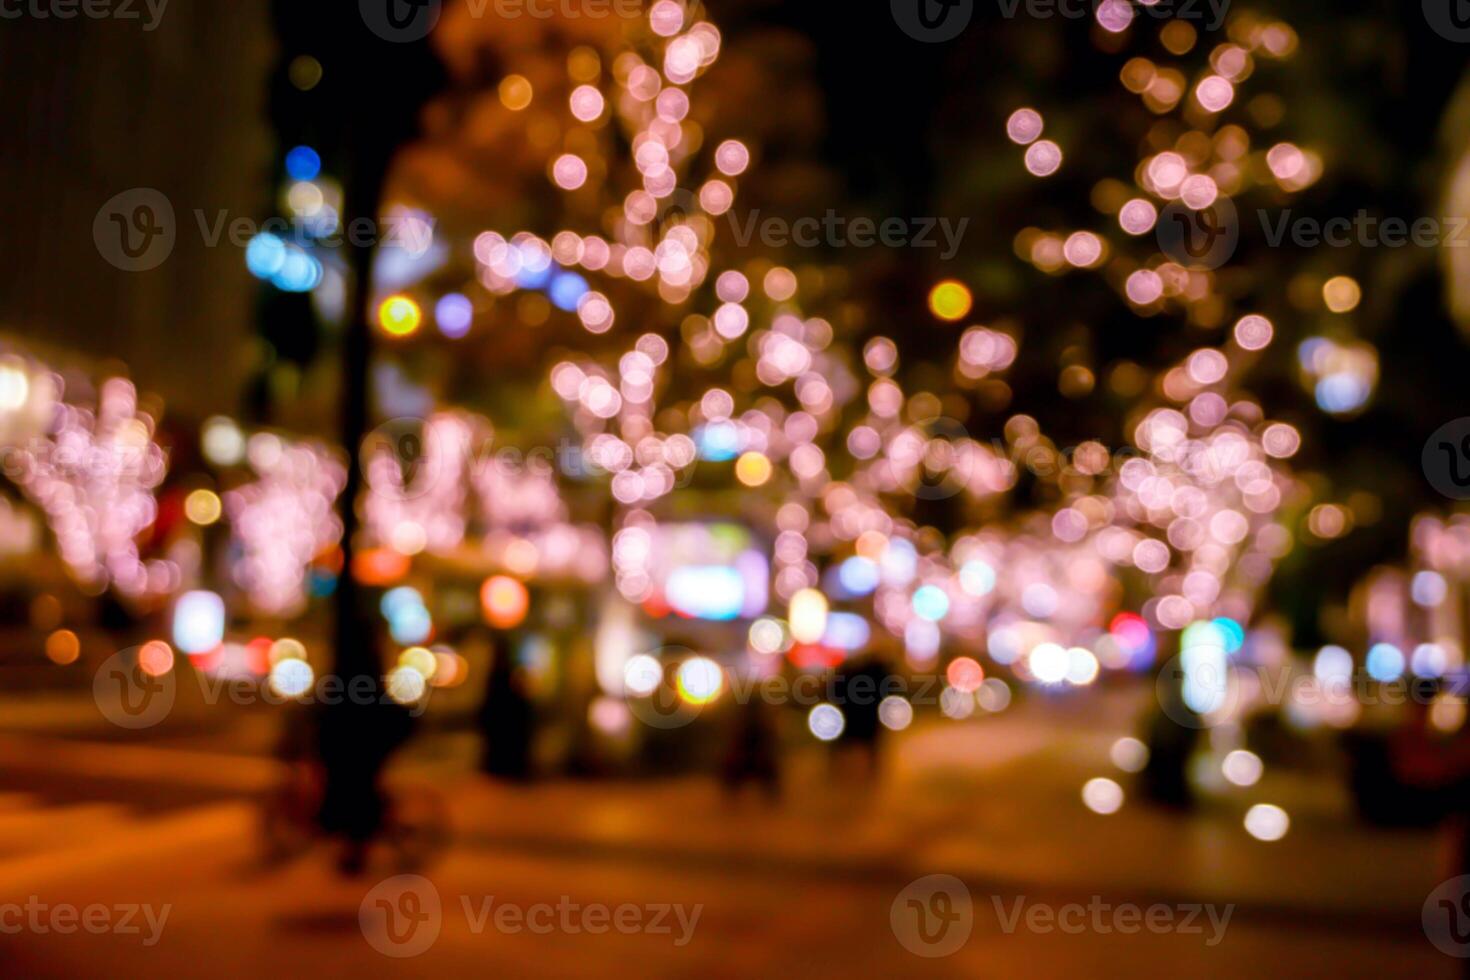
xmin=0 ymin=682 xmax=1458 ymax=977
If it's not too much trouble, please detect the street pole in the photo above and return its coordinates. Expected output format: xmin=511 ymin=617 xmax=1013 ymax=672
xmin=266 ymin=1 xmax=445 ymax=849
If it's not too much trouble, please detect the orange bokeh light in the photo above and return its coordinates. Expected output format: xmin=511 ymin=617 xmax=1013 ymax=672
xmin=139 ymin=640 xmax=175 ymax=678
xmin=45 ymin=629 xmax=80 ymax=665
xmin=481 ymin=576 xmax=530 ymax=629
xmin=946 ymin=656 xmax=985 ymax=693
xmin=353 ymin=548 xmax=410 ymax=586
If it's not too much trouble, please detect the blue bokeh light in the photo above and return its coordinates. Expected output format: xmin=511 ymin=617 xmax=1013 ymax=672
xmin=911 ymin=584 xmax=950 ymax=622
xmin=1366 ymin=642 xmax=1405 ymax=682
xmin=435 ymin=293 xmax=474 ymax=338
xmin=245 ymin=233 xmax=287 ymax=279
xmin=285 ymin=145 xmax=322 ymax=182
xmin=696 ymin=422 xmax=740 ymax=462
xmin=549 ymin=271 xmax=590 ymax=312
xmin=1212 ymin=616 xmax=1245 ymax=655
xmin=837 ymin=556 xmax=880 ymax=597
xmin=272 ymin=249 xmax=323 ymax=292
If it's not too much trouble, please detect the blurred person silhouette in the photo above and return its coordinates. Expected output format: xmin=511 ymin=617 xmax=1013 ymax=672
xmin=833 ymin=651 xmax=893 ymax=781
xmin=720 ymin=691 xmax=781 ymax=802
xmin=1393 ymin=676 xmax=1470 ymax=837
xmin=1391 ymin=674 xmax=1470 ymax=974
xmin=261 ymin=694 xmax=322 ymax=865
xmin=1140 ymin=677 xmax=1199 ymax=809
xmin=479 ymin=635 xmax=534 ymax=781
xmin=315 ymin=689 xmax=415 ymax=874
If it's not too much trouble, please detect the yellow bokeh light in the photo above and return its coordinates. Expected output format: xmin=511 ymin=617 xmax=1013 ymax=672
xmin=788 ymin=588 xmax=829 ymax=645
xmin=675 ymin=657 xmax=724 ymax=705
xmin=735 ymin=451 xmax=772 ymax=487
xmin=269 ymin=637 xmax=307 ymax=666
xmin=398 ymin=645 xmax=438 ymax=681
xmin=568 ymin=46 xmax=600 ymax=82
xmin=287 ymin=181 xmax=323 ymax=216
xmin=499 ymin=74 xmax=533 ymax=111
xmin=378 ymin=295 xmax=423 ymax=337
xmin=928 ymin=280 xmax=973 ymax=322
xmin=288 ymin=55 xmax=322 ymax=91
xmin=184 ymin=489 xmax=222 ymax=526
xmin=1323 ymin=276 xmax=1361 ymax=313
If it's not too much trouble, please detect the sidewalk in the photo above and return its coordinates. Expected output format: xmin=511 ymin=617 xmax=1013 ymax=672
xmin=0 ymin=781 xmax=1448 ymax=979
xmin=0 ymin=687 xmax=1455 ymax=976
xmin=434 ymin=718 xmax=1442 ymax=927
xmin=0 ymin=686 xmax=1446 ymax=920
